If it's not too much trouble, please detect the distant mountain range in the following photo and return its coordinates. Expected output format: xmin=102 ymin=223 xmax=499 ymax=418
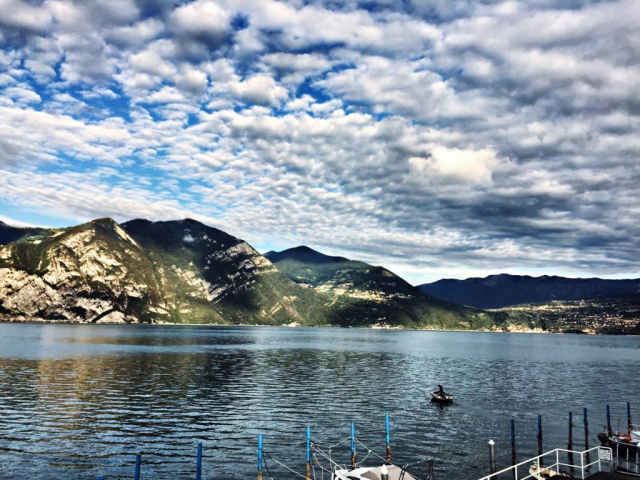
xmin=0 ymin=218 xmax=497 ymax=329
xmin=3 ymin=217 xmax=634 ymax=329
xmin=418 ymin=274 xmax=640 ymax=309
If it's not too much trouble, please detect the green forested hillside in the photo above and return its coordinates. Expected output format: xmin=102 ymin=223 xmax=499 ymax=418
xmin=265 ymin=246 xmax=495 ymax=329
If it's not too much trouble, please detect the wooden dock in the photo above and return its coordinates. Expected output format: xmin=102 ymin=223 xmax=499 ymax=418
xmin=587 ymin=473 xmax=639 ymax=479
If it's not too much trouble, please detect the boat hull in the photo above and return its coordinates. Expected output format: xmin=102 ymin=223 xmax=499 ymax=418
xmin=333 ymin=465 xmax=418 ymax=480
xmin=529 ymin=464 xmax=575 ymax=478
xmin=430 ymin=391 xmax=453 ymax=403
xmin=597 ymin=432 xmax=640 ymax=460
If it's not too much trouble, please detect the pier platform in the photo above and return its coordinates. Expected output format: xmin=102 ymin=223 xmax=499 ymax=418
xmin=587 ymin=473 xmax=638 ymax=479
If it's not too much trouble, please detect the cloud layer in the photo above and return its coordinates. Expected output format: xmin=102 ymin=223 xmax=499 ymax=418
xmin=1 ymin=0 xmax=639 ymax=283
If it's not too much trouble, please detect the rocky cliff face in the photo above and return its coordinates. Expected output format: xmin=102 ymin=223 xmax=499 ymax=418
xmin=0 ymin=219 xmax=163 ymax=323
xmin=0 ymin=218 xmax=333 ymax=325
xmin=120 ymin=219 xmax=332 ymax=325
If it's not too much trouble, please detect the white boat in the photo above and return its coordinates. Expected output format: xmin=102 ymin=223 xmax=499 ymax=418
xmin=430 ymin=391 xmax=453 ymax=403
xmin=334 ymin=464 xmax=419 ymax=480
xmin=529 ymin=464 xmax=575 ymax=478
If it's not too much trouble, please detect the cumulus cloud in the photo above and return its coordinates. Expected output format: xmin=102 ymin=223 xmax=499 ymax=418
xmin=176 ymin=69 xmax=208 ymax=95
xmin=0 ymin=0 xmax=52 ymax=34
xmin=169 ymin=0 xmax=231 ymax=57
xmin=409 ymin=147 xmax=502 ymax=185
xmin=0 ymin=0 xmax=639 ymax=283
xmin=228 ymin=74 xmax=288 ymax=106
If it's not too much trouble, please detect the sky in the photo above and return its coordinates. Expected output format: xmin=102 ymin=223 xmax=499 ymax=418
xmin=0 ymin=0 xmax=639 ymax=285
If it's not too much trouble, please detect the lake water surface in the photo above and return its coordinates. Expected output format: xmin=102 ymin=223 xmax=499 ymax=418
xmin=0 ymin=324 xmax=638 ymax=479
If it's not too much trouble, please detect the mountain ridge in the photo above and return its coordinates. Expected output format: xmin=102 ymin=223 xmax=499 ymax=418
xmin=418 ymin=274 xmax=640 ymax=309
xmin=0 ymin=218 xmax=335 ymax=325
xmin=0 ymin=219 xmax=510 ymax=329
xmin=265 ymin=245 xmax=498 ymax=330
xmin=264 ymin=245 xmax=349 ymax=264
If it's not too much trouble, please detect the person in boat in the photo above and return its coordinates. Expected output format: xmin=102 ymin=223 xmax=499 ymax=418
xmin=438 ymin=384 xmax=445 ymax=397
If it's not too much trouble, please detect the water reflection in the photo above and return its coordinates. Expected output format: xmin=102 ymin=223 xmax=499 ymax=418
xmin=0 ymin=325 xmax=638 ymax=479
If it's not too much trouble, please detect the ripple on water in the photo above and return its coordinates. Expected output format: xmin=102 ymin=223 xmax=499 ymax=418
xmin=0 ymin=324 xmax=638 ymax=479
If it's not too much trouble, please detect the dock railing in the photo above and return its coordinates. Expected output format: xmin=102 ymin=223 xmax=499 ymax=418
xmin=477 ymin=445 xmax=613 ymax=480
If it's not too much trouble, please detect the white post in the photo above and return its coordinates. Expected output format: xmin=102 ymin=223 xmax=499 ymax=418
xmin=488 ymin=439 xmax=497 ymax=478
xmin=556 ymin=450 xmax=559 ymax=473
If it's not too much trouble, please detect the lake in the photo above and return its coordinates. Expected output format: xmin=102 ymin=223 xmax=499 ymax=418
xmin=0 ymin=324 xmax=638 ymax=479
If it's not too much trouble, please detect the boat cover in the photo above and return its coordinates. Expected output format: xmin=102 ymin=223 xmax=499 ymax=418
xmin=337 ymin=465 xmax=418 ymax=480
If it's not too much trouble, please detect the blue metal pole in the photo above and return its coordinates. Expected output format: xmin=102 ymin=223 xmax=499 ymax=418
xmin=510 ymin=419 xmax=515 ymax=446
xmin=511 ymin=419 xmax=516 ymax=473
xmin=306 ymin=427 xmax=311 ymax=480
xmin=258 ymin=434 xmax=263 ymax=480
xmin=385 ymin=414 xmax=391 ymax=464
xmin=196 ymin=443 xmax=202 ymax=480
xmin=607 ymin=404 xmax=612 ymax=435
xmin=537 ymin=415 xmax=543 ymax=458
xmin=351 ymin=422 xmax=356 ymax=469
xmin=584 ymin=408 xmax=589 ymax=449
xmin=134 ymin=454 xmax=141 ymax=480
xmin=568 ymin=411 xmax=573 ymax=445
xmin=628 ymin=402 xmax=633 ymax=433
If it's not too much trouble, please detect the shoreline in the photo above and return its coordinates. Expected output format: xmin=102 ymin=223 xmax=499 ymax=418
xmin=0 ymin=320 xmax=634 ymax=335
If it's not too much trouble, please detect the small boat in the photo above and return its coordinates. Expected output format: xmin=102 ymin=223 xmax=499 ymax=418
xmin=430 ymin=390 xmax=453 ymax=403
xmin=529 ymin=464 xmax=575 ymax=478
xmin=597 ymin=429 xmax=640 ymax=458
xmin=333 ymin=464 xmax=420 ymax=480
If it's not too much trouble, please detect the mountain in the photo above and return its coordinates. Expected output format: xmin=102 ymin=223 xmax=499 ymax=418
xmin=0 ymin=218 xmax=334 ymax=325
xmin=0 ymin=225 xmax=507 ymax=329
xmin=121 ymin=219 xmax=332 ymax=325
xmin=0 ymin=218 xmax=543 ymax=330
xmin=264 ymin=246 xmax=496 ymax=329
xmin=0 ymin=221 xmax=53 ymax=246
xmin=418 ymin=274 xmax=640 ymax=309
